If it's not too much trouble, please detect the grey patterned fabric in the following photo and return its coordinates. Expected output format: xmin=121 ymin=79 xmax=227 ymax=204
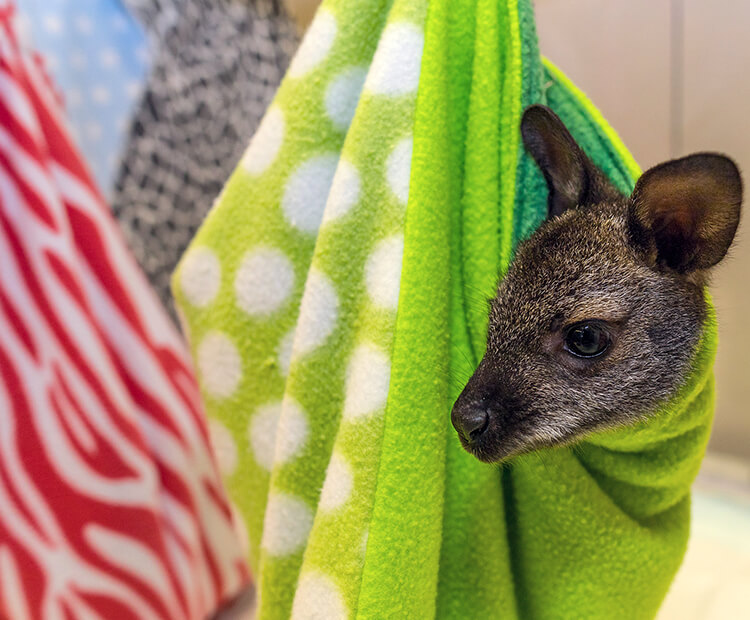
xmin=114 ymin=0 xmax=299 ymax=318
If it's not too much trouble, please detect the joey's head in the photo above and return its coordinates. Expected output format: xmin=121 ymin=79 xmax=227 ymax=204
xmin=452 ymin=104 xmax=742 ymax=463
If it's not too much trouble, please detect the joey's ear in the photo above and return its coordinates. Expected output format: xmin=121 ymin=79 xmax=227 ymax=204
xmin=521 ymin=105 xmax=616 ymax=219
xmin=629 ymin=153 xmax=742 ymax=272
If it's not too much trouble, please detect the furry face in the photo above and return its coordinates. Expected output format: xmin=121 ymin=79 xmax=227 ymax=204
xmin=451 ymin=105 xmax=742 ymax=463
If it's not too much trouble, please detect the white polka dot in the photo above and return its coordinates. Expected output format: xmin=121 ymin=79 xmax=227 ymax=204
xmin=365 ymin=23 xmax=424 ymax=96
xmin=249 ymin=399 xmax=308 ymax=471
xmin=112 ymin=13 xmax=128 ymax=32
xmin=291 ymin=573 xmax=347 ymax=620
xmin=361 ymin=529 xmax=368 ymax=555
xmin=343 ymin=343 xmax=391 ymax=420
xmin=125 ymin=81 xmax=142 ymax=100
xmin=197 ymin=332 xmax=242 ymax=399
xmin=386 ymin=136 xmax=413 ymax=203
xmin=278 ymin=329 xmax=295 ymax=376
xmin=287 ymin=10 xmax=337 ymax=78
xmin=261 ymin=493 xmax=313 ymax=556
xmin=229 ymin=502 xmax=250 ymax=557
xmin=235 ymin=247 xmax=294 ymax=317
xmin=75 ymin=15 xmax=93 ymax=34
xmin=92 ymin=86 xmax=111 ymax=105
xmin=85 ymin=122 xmax=102 ymax=141
xmin=319 ymin=452 xmax=352 ymax=513
xmin=242 ymin=107 xmax=285 ymax=176
xmin=180 ymin=247 xmax=221 ymax=308
xmin=100 ymin=48 xmax=120 ymax=69
xmin=294 ymin=269 xmax=338 ymax=355
xmin=365 ymin=235 xmax=404 ymax=309
xmin=282 ymin=154 xmax=339 ymax=234
xmin=208 ymin=419 xmax=238 ymax=475
xmin=325 ymin=66 xmax=367 ymax=131
xmin=249 ymin=402 xmax=281 ymax=471
xmin=42 ymin=15 xmax=63 ymax=35
xmin=276 ymin=399 xmax=309 ymax=466
xmin=322 ymin=160 xmax=361 ymax=224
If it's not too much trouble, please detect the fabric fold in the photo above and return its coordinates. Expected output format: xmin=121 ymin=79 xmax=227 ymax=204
xmin=174 ymin=0 xmax=717 ymax=618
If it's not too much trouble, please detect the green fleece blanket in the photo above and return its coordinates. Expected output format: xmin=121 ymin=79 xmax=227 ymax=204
xmin=172 ymin=0 xmax=716 ymax=618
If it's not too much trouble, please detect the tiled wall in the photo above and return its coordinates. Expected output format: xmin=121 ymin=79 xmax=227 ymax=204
xmin=536 ymin=0 xmax=750 ymax=458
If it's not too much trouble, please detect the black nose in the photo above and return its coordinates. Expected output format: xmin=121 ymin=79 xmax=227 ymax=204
xmin=454 ymin=408 xmax=489 ymax=442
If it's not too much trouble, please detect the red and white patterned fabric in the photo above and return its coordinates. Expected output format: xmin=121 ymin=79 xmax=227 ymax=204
xmin=0 ymin=2 xmax=249 ymax=617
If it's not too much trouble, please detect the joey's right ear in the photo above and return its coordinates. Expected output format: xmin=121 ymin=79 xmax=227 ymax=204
xmin=521 ymin=105 xmax=616 ymax=219
xmin=629 ymin=153 xmax=742 ymax=273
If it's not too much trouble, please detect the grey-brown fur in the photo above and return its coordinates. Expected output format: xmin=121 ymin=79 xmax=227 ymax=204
xmin=452 ymin=105 xmax=742 ymax=463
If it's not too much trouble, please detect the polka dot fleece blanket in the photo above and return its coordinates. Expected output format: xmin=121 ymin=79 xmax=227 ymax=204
xmin=173 ymin=0 xmax=719 ymax=618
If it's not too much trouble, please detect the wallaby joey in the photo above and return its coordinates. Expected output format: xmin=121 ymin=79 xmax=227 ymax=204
xmin=452 ymin=104 xmax=743 ymax=463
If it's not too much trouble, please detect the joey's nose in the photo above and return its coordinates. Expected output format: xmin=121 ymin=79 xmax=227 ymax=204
xmin=453 ymin=408 xmax=489 ymax=442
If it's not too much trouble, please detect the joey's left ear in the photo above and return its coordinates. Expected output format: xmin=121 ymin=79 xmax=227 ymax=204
xmin=521 ymin=104 xmax=619 ymax=219
xmin=630 ymin=153 xmax=742 ymax=272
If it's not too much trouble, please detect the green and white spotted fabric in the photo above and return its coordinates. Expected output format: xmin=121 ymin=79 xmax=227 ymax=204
xmin=175 ymin=0 xmax=720 ymax=618
xmin=174 ymin=1 xmax=427 ymax=617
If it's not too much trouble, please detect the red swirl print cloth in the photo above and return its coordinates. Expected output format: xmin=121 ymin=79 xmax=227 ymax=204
xmin=0 ymin=2 xmax=250 ymax=617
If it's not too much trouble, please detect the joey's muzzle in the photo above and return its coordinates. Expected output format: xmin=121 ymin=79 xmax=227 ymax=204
xmin=451 ymin=408 xmax=490 ymax=443
xmin=451 ymin=358 xmax=497 ymax=444
xmin=451 ymin=403 xmax=490 ymax=443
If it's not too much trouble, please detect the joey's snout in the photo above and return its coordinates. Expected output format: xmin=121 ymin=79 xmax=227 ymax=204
xmin=451 ymin=362 xmax=495 ymax=445
xmin=451 ymin=385 xmax=514 ymax=463
xmin=451 ymin=363 xmax=516 ymax=462
xmin=451 ymin=400 xmax=489 ymax=443
xmin=452 ymin=104 xmax=744 ymax=465
xmin=451 ymin=359 xmax=536 ymax=463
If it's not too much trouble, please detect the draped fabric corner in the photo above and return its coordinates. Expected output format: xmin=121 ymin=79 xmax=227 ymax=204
xmin=174 ymin=0 xmax=717 ymax=618
xmin=14 ymin=0 xmax=150 ymax=196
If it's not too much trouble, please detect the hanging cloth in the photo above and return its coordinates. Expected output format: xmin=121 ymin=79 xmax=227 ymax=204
xmin=0 ymin=3 xmax=249 ymax=617
xmin=174 ymin=0 xmax=717 ymax=618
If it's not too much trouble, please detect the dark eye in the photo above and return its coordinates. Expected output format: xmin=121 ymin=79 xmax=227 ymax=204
xmin=564 ymin=322 xmax=611 ymax=358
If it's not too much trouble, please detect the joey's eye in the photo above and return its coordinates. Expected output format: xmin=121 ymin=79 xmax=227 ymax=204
xmin=564 ymin=322 xmax=611 ymax=358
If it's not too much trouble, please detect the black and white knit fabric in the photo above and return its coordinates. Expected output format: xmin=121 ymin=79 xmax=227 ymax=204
xmin=113 ymin=0 xmax=299 ymax=318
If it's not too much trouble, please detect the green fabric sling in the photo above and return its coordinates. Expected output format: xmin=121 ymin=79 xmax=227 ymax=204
xmin=172 ymin=0 xmax=716 ymax=617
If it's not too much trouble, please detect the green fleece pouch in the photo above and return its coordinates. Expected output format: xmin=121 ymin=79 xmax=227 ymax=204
xmin=173 ymin=1 xmax=716 ymax=617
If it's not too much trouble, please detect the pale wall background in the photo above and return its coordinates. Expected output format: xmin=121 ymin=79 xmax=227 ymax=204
xmin=535 ymin=0 xmax=750 ymax=459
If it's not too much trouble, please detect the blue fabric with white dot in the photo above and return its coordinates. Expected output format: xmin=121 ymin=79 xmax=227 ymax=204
xmin=16 ymin=0 xmax=149 ymax=195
